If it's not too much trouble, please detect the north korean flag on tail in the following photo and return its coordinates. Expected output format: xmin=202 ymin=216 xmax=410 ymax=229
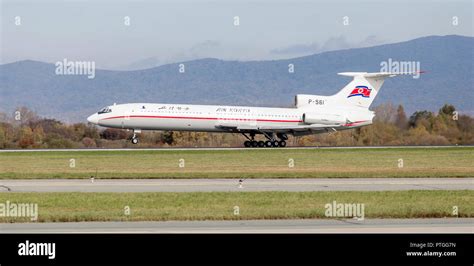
xmin=347 ymin=86 xmax=372 ymax=98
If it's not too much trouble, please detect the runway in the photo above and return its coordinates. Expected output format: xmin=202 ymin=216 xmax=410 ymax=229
xmin=1 ymin=218 xmax=472 ymax=233
xmin=0 ymin=178 xmax=472 ymax=192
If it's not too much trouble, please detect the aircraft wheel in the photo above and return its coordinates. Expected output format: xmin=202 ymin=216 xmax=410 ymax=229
xmin=244 ymin=141 xmax=251 ymax=147
xmin=251 ymin=141 xmax=258 ymax=147
xmin=279 ymin=140 xmax=287 ymax=147
xmin=272 ymin=141 xmax=279 ymax=147
xmin=131 ymin=138 xmax=139 ymax=144
xmin=265 ymin=141 xmax=273 ymax=147
xmin=258 ymin=141 xmax=265 ymax=147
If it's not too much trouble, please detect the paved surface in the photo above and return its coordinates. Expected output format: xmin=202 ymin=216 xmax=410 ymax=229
xmin=0 ymin=145 xmax=470 ymax=152
xmin=0 ymin=178 xmax=472 ymax=192
xmin=1 ymin=218 xmax=472 ymax=233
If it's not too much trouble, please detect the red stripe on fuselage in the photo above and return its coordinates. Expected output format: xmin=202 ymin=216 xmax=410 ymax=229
xmin=102 ymin=115 xmax=303 ymax=123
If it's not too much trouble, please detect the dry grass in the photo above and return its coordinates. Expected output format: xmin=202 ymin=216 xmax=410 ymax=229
xmin=0 ymin=190 xmax=472 ymax=222
xmin=0 ymin=147 xmax=473 ymax=179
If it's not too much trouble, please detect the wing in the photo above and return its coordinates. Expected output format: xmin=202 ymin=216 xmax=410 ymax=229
xmin=215 ymin=123 xmax=339 ymax=134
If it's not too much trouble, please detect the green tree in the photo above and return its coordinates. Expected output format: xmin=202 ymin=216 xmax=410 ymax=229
xmin=439 ymin=104 xmax=456 ymax=117
xmin=409 ymin=110 xmax=433 ymax=129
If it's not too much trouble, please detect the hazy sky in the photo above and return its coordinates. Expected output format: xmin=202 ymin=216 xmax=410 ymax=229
xmin=1 ymin=0 xmax=472 ymax=69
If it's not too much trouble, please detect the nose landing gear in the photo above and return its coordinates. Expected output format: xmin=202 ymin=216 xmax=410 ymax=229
xmin=130 ymin=129 xmax=141 ymax=144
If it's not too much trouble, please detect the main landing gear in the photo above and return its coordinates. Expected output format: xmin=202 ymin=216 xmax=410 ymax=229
xmin=242 ymin=132 xmax=287 ymax=148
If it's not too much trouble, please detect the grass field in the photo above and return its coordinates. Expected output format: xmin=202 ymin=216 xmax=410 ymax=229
xmin=0 ymin=147 xmax=473 ymax=179
xmin=0 ymin=190 xmax=471 ymax=222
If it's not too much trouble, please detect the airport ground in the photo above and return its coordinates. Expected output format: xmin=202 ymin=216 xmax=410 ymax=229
xmin=0 ymin=147 xmax=472 ymax=232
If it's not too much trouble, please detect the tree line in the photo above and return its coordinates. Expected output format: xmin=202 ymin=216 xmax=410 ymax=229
xmin=0 ymin=103 xmax=472 ymax=149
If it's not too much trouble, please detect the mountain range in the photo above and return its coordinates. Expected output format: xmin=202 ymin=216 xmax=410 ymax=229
xmin=0 ymin=35 xmax=472 ymax=122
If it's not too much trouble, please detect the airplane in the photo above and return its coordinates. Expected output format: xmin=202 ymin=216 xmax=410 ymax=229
xmin=87 ymin=72 xmax=418 ymax=147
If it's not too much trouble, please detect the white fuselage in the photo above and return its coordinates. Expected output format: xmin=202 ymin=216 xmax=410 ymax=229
xmin=87 ymin=102 xmax=373 ymax=133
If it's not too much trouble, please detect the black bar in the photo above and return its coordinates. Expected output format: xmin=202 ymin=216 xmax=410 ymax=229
xmin=0 ymin=234 xmax=472 ymax=265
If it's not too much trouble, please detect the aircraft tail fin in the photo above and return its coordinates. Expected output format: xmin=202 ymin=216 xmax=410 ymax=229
xmin=333 ymin=72 xmax=422 ymax=109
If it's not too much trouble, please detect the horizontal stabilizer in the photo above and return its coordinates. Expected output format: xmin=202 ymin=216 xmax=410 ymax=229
xmin=338 ymin=71 xmax=424 ymax=78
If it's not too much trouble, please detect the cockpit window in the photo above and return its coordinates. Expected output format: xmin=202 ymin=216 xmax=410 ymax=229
xmin=98 ymin=107 xmax=112 ymax=114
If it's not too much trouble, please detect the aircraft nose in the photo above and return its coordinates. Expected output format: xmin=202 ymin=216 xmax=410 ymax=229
xmin=87 ymin=113 xmax=99 ymax=124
